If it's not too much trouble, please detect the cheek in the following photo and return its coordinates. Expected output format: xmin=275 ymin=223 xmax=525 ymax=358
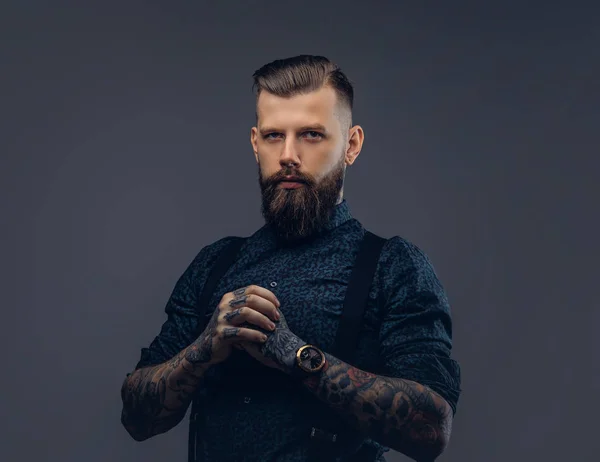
xmin=256 ymin=150 xmax=275 ymax=168
xmin=311 ymin=150 xmax=343 ymax=178
xmin=258 ymin=158 xmax=278 ymax=177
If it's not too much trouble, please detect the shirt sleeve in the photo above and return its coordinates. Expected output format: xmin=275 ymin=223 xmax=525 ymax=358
xmin=133 ymin=237 xmax=237 ymax=370
xmin=378 ymin=237 xmax=462 ymax=415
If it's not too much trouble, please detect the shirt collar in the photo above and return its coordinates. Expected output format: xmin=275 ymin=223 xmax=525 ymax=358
xmin=324 ymin=198 xmax=353 ymax=231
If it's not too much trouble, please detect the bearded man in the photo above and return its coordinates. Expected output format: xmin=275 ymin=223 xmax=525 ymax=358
xmin=120 ymin=54 xmax=461 ymax=462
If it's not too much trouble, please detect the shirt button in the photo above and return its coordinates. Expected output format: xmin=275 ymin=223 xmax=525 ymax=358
xmin=270 ymin=281 xmax=277 ymax=288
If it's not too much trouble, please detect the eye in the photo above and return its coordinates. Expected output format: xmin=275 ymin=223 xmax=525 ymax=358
xmin=264 ymin=133 xmax=282 ymax=140
xmin=304 ymin=131 xmax=323 ymax=140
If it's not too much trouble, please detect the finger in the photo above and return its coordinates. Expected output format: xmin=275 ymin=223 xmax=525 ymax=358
xmin=227 ymin=289 xmax=280 ymax=323
xmin=229 ymin=285 xmax=281 ymax=310
xmin=223 ymin=306 xmax=276 ymax=333
xmin=220 ymin=326 xmax=268 ymax=344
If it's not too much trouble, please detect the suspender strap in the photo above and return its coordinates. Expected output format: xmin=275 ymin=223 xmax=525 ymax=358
xmin=331 ymin=231 xmax=387 ymax=363
xmin=307 ymin=230 xmax=387 ymax=462
xmin=188 ymin=236 xmax=246 ymax=462
xmin=196 ymin=237 xmax=247 ymax=320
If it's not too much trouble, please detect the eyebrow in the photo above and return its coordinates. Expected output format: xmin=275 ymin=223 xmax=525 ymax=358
xmin=259 ymin=124 xmax=328 ymax=134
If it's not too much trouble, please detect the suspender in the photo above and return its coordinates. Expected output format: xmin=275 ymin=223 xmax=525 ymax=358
xmin=307 ymin=231 xmax=386 ymax=462
xmin=196 ymin=237 xmax=247 ymax=320
xmin=188 ymin=231 xmax=387 ymax=462
xmin=331 ymin=231 xmax=387 ymax=364
xmin=188 ymin=237 xmax=246 ymax=462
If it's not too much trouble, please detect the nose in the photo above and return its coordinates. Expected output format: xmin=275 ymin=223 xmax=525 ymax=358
xmin=279 ymin=138 xmax=301 ymax=169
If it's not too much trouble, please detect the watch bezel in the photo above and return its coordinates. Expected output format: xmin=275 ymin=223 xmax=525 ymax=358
xmin=295 ymin=344 xmax=326 ymax=373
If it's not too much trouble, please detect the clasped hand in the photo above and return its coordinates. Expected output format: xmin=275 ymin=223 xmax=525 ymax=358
xmin=203 ymin=284 xmax=306 ymax=374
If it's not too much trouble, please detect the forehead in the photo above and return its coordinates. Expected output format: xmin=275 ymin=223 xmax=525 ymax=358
xmin=257 ymin=86 xmax=341 ymax=130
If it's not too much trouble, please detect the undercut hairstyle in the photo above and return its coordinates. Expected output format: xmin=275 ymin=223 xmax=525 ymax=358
xmin=252 ymin=55 xmax=354 ymax=130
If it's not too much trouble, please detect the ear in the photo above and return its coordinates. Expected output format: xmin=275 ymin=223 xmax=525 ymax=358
xmin=250 ymin=127 xmax=259 ymax=163
xmin=345 ymin=125 xmax=364 ymax=166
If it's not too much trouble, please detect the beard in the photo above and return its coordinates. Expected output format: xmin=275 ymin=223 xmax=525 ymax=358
xmin=258 ymin=153 xmax=346 ymax=244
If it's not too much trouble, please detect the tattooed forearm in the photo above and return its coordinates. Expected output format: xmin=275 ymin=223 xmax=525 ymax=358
xmin=120 ymin=338 xmax=213 ymax=441
xmin=300 ymin=354 xmax=453 ymax=460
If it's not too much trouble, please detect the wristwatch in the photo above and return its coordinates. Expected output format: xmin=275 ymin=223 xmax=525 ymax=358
xmin=295 ymin=344 xmax=326 ymax=376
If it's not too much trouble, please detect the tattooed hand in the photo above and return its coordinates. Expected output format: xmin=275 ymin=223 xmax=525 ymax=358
xmin=187 ymin=285 xmax=281 ymax=367
xmin=235 ymin=307 xmax=307 ymax=375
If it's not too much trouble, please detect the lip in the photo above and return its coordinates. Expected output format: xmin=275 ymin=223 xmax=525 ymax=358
xmin=282 ymin=176 xmax=305 ymax=182
xmin=278 ymin=181 xmax=304 ymax=189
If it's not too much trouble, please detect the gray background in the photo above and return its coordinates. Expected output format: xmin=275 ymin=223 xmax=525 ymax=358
xmin=1 ymin=1 xmax=598 ymax=461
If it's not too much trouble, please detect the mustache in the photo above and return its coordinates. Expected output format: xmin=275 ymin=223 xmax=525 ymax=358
xmin=267 ymin=171 xmax=314 ymax=186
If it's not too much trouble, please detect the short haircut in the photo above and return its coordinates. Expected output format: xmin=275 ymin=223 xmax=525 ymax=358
xmin=252 ymin=55 xmax=354 ymax=129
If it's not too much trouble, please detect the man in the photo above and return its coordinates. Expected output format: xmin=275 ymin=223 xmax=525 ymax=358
xmin=120 ymin=55 xmax=461 ymax=462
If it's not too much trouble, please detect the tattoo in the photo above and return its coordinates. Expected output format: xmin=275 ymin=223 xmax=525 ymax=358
xmin=229 ymin=295 xmax=247 ymax=307
xmin=227 ymin=305 xmax=451 ymax=458
xmin=232 ymin=287 xmax=248 ymax=296
xmin=121 ymin=286 xmax=252 ymax=441
xmin=222 ymin=327 xmax=241 ymax=338
xmin=224 ymin=309 xmax=243 ymax=321
xmin=261 ymin=328 xmax=306 ymax=372
xmin=120 ymin=343 xmax=209 ymax=441
xmin=301 ymin=354 xmax=452 ymax=460
xmin=251 ymin=307 xmax=306 ymax=372
xmin=185 ymin=311 xmax=219 ymax=365
xmin=122 ymin=312 xmax=221 ymax=441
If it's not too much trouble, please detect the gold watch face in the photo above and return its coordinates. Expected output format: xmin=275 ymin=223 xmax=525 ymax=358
xmin=297 ymin=345 xmax=325 ymax=372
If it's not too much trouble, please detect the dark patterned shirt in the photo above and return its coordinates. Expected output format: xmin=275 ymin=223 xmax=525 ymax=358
xmin=133 ymin=199 xmax=461 ymax=461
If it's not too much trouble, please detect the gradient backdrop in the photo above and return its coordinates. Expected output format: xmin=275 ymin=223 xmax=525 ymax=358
xmin=2 ymin=1 xmax=598 ymax=461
